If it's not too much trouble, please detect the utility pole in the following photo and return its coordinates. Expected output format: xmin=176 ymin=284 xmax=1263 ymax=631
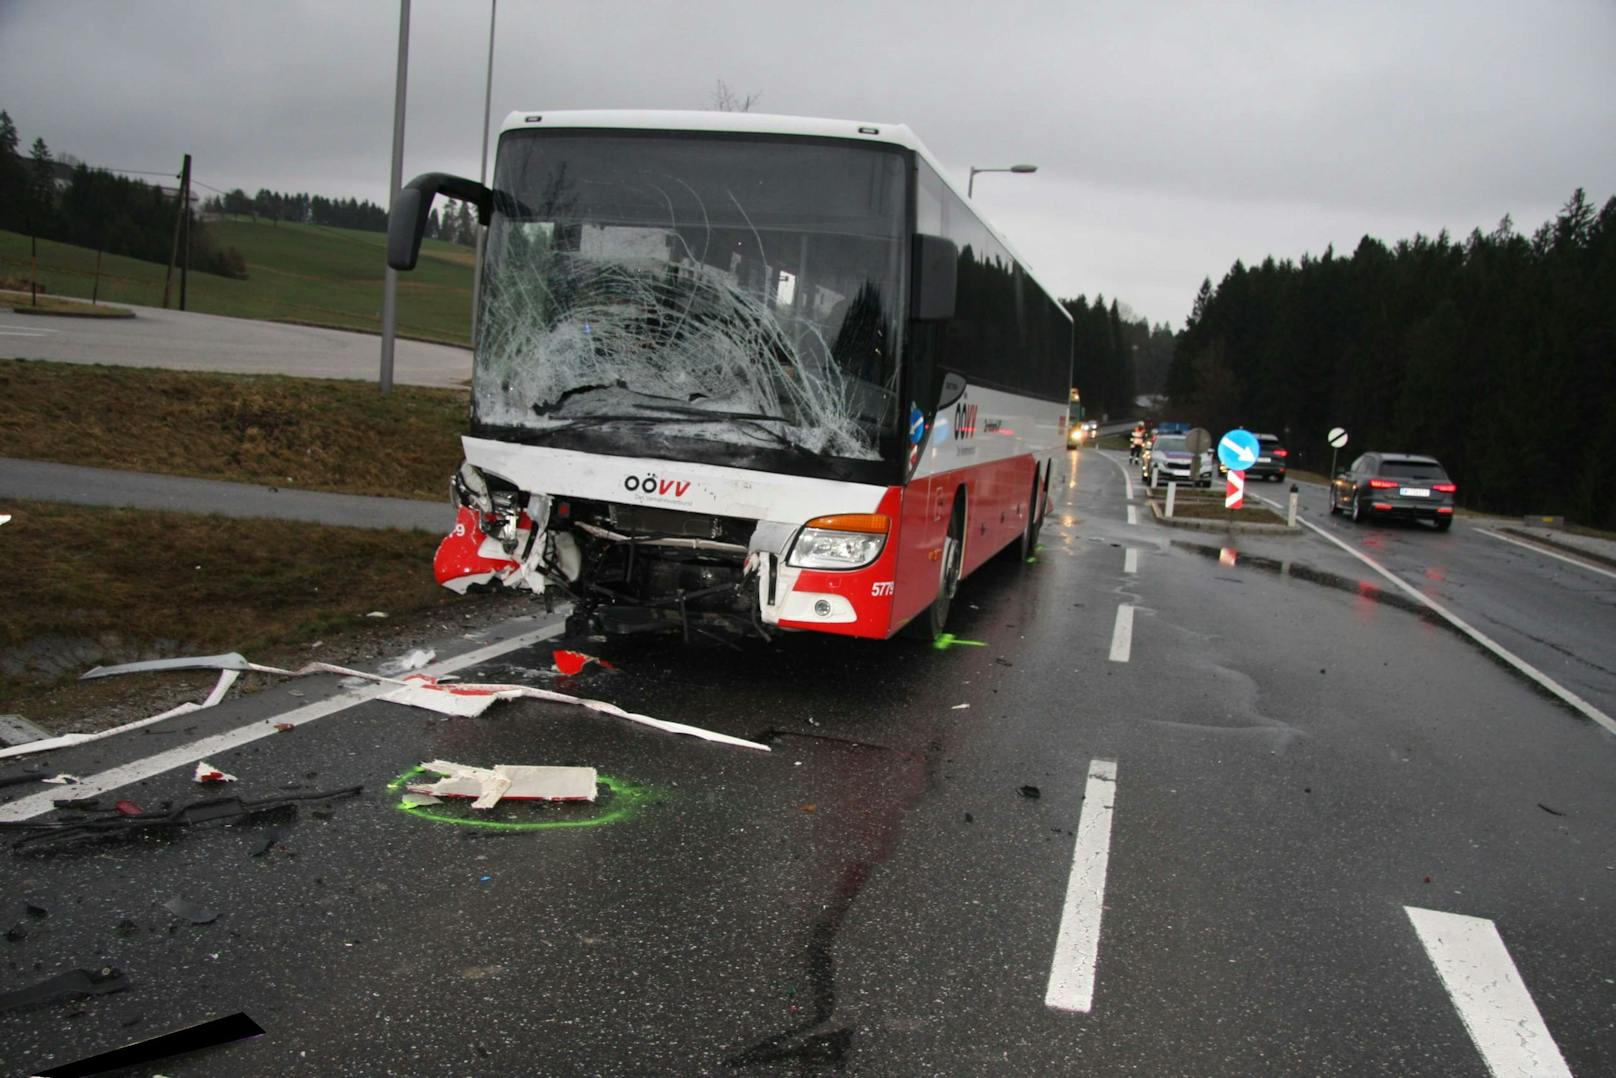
xmin=179 ymin=160 xmax=192 ymax=310
xmin=161 ymin=153 xmax=191 ymax=309
xmin=470 ymin=0 xmax=497 ymax=347
xmin=379 ymin=0 xmax=410 ymax=394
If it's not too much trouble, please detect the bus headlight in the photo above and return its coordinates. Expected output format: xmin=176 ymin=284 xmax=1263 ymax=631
xmin=787 ymin=514 xmax=890 ymax=570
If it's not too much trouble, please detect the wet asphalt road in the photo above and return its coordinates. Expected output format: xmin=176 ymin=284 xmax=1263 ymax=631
xmin=2 ymin=449 xmax=1614 ymax=1076
xmin=0 ymin=304 xmax=470 ymax=388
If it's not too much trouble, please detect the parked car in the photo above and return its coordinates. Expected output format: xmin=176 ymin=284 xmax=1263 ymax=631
xmin=1217 ymin=432 xmax=1289 ymax=481
xmin=1330 ymin=452 xmax=1456 ymax=530
xmin=1142 ymin=433 xmax=1213 ymax=488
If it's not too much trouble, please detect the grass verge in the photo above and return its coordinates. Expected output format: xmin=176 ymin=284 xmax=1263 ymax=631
xmin=0 ymin=359 xmax=467 ymax=499
xmin=1148 ymin=487 xmax=1289 ymax=525
xmin=3 ymin=289 xmax=134 ymax=317
xmin=0 ymin=500 xmax=509 ymax=731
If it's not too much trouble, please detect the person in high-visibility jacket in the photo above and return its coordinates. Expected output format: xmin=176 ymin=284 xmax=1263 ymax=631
xmin=1128 ymin=424 xmax=1146 ymax=463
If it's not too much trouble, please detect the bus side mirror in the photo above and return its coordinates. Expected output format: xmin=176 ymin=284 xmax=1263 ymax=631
xmin=911 ymin=234 xmax=957 ymax=321
xmin=387 ymin=172 xmax=494 ymax=271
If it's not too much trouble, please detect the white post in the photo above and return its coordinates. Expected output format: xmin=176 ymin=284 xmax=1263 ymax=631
xmin=379 ymin=0 xmax=410 ymax=394
xmin=1288 ymin=486 xmax=1299 ymax=527
xmin=1165 ymin=481 xmax=1177 ymax=519
xmin=470 ymin=0 xmax=496 ymax=348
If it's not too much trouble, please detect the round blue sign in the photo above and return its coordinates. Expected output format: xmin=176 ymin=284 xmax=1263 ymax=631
xmin=1217 ymin=428 xmax=1260 ymax=472
xmin=909 ymin=405 xmax=926 ymax=445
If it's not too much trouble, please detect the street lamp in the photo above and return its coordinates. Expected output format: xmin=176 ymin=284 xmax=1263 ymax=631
xmin=968 ymin=163 xmax=1037 ymax=197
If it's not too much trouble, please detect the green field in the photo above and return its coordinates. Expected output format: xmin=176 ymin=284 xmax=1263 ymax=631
xmin=0 ymin=219 xmax=473 ymax=345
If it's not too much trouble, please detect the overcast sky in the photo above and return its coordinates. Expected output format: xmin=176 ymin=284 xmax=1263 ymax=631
xmin=3 ymin=0 xmax=1612 ymax=327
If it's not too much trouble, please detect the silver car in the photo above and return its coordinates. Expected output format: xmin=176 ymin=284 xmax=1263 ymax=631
xmin=1143 ymin=434 xmax=1213 ymax=488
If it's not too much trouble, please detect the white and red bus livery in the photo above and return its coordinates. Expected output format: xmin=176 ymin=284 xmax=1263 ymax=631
xmin=388 ymin=111 xmax=1073 ymax=641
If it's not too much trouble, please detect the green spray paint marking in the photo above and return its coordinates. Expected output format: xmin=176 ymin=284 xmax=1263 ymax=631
xmin=387 ymin=767 xmax=653 ymax=832
xmin=933 ymin=633 xmax=988 ymax=651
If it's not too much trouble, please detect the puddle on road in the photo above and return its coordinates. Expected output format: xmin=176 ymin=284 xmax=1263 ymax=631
xmin=1170 ymin=540 xmax=1443 ymax=624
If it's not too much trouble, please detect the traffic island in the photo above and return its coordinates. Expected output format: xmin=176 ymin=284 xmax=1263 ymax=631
xmin=1143 ymin=486 xmax=1301 ymax=534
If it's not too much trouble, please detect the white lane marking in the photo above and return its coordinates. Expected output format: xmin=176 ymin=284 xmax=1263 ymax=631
xmin=1123 ymin=548 xmax=1138 ymax=574
xmin=1255 ymin=492 xmax=1616 ymax=736
xmin=1108 ymin=604 xmax=1134 ymax=663
xmin=1405 ymin=907 xmax=1573 ymax=1078
xmin=0 ymin=619 xmax=568 ymax=822
xmin=1045 ymin=758 xmax=1119 ymax=1013
xmin=1127 ymin=505 xmax=1138 ymax=526
xmin=0 ymin=328 xmax=51 ymax=337
xmin=1477 ymin=528 xmax=1616 ymax=582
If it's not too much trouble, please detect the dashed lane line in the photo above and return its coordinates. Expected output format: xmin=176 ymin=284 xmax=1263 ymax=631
xmin=0 ymin=618 xmax=569 ymax=822
xmin=1255 ymin=492 xmax=1616 ymax=736
xmin=1127 ymin=505 xmax=1138 ymax=526
xmin=1476 ymin=528 xmax=1616 ymax=582
xmin=1405 ymin=907 xmax=1572 ymax=1078
xmin=1123 ymin=548 xmax=1139 ymax=574
xmin=1108 ymin=604 xmax=1134 ymax=663
xmin=1045 ymin=758 xmax=1119 ymax=1013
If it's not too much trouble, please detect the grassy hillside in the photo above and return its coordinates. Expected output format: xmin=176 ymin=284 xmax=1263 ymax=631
xmin=0 ymin=220 xmax=473 ymax=345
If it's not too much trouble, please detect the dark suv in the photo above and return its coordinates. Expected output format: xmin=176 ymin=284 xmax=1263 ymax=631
xmin=1218 ymin=432 xmax=1289 ymax=481
xmin=1330 ymin=453 xmax=1456 ymax=530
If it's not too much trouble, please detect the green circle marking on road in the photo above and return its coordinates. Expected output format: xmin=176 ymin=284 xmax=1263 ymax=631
xmin=386 ymin=767 xmax=654 ymax=832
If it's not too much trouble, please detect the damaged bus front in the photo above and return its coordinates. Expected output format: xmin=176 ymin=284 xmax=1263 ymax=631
xmin=388 ymin=111 xmax=1070 ymax=641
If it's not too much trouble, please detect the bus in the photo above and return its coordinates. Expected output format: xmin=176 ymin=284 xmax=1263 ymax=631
xmin=388 ymin=110 xmax=1074 ymax=642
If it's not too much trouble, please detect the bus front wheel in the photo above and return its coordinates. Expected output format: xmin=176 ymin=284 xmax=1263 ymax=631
xmin=907 ymin=497 xmax=964 ymax=641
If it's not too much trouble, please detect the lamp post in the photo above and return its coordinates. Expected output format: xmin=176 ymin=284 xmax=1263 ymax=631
xmin=968 ymin=163 xmax=1037 ymax=197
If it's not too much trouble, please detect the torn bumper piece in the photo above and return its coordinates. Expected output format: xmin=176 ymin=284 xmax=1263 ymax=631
xmin=381 ymin=675 xmax=769 ymax=751
xmin=407 ymin=761 xmax=597 ymax=809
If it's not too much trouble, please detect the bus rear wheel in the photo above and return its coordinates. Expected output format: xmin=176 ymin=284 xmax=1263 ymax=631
xmin=1008 ymin=464 xmax=1045 ymax=563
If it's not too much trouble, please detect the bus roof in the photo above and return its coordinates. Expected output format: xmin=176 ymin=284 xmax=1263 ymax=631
xmin=497 ymin=110 xmax=1066 ymax=319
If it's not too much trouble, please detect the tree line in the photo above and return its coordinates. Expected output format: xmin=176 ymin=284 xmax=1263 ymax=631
xmin=1061 ymin=295 xmax=1174 ymax=421
xmin=1166 ymin=189 xmax=1616 ymax=527
xmin=0 ymin=109 xmax=247 ymax=280
xmin=204 ymin=187 xmax=478 ymax=247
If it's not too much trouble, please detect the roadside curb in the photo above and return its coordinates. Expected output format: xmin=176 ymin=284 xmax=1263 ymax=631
xmin=1145 ymin=495 xmax=1300 ymax=535
xmin=10 ymin=305 xmax=136 ymax=319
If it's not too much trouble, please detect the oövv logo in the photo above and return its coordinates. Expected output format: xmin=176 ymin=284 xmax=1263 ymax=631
xmin=623 ymin=473 xmax=692 ymax=499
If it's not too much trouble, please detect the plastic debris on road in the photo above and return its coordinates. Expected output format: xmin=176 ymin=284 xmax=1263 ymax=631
xmin=162 ymin=896 xmax=218 ymax=925
xmin=193 ymin=761 xmax=236 ymax=784
xmin=25 ymin=1011 xmax=266 ymax=1076
xmin=380 ymin=674 xmax=770 ymax=751
xmin=377 ymin=648 xmax=436 ymax=676
xmin=0 ymin=966 xmax=129 ymax=1012
xmin=1 ymin=786 xmax=363 ymax=851
xmin=408 ymin=760 xmax=598 ymax=809
xmin=41 ymin=774 xmax=82 ymax=785
xmin=552 ymin=649 xmax=614 ymax=676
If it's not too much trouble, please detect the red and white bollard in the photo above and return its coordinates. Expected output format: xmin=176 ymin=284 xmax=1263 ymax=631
xmin=1225 ymin=469 xmax=1245 ymax=509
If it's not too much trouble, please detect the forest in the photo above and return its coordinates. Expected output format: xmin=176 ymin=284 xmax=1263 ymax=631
xmin=1165 ymin=190 xmax=1615 ymax=527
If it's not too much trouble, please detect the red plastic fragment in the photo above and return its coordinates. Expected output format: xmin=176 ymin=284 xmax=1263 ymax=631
xmin=552 ymin=649 xmax=614 ymax=676
xmin=114 ymin=800 xmax=143 ymax=816
xmin=273 ymin=723 xmax=294 ymax=732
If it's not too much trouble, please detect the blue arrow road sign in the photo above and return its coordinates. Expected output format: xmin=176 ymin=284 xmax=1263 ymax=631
xmin=1218 ymin=429 xmax=1260 ymax=471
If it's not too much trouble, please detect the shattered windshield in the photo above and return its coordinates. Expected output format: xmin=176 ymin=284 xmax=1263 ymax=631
xmin=475 ymin=131 xmax=907 ymax=467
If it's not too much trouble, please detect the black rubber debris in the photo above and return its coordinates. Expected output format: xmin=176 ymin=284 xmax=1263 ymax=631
xmin=28 ymin=1009 xmax=265 ymax=1077
xmin=1538 ymin=802 xmax=1567 ymax=817
xmin=1018 ymin=785 xmax=1041 ymax=799
xmin=2 ymin=785 xmax=363 ymax=851
xmin=0 ymin=966 xmax=129 ymax=1013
